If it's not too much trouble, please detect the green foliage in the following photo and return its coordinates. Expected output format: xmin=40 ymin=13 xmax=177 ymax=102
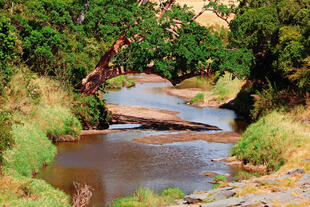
xmin=189 ymin=92 xmax=205 ymax=104
xmin=212 ymin=72 xmax=244 ymax=101
xmin=251 ymin=81 xmax=289 ymax=120
xmin=230 ymin=0 xmax=310 ymax=91
xmin=111 ymin=187 xmax=179 ymax=207
xmin=212 ymin=175 xmax=227 ymax=189
xmin=160 ymin=188 xmax=185 ymax=199
xmin=0 ymin=111 xmax=14 ymax=161
xmin=2 ymin=122 xmax=57 ymax=176
xmin=105 ymin=75 xmax=135 ymax=89
xmin=38 ymin=106 xmax=82 ymax=141
xmin=72 ymin=93 xmax=110 ymax=129
xmin=213 ymin=175 xmax=227 ymax=182
xmin=231 ymin=111 xmax=299 ymax=172
xmin=0 ymin=16 xmax=15 ymax=94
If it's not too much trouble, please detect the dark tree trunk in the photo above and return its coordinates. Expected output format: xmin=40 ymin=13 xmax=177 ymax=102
xmin=81 ymin=34 xmax=131 ymax=94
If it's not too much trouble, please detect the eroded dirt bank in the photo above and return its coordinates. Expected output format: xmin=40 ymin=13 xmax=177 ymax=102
xmin=133 ymin=131 xmax=241 ymax=144
xmin=107 ymin=104 xmax=220 ymax=131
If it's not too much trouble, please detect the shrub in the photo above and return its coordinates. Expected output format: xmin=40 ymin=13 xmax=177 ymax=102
xmin=231 ymin=111 xmax=304 ymax=172
xmin=251 ymin=81 xmax=289 ymax=120
xmin=72 ymin=93 xmax=110 ymax=129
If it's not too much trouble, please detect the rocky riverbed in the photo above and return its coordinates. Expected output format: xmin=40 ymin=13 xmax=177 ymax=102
xmin=169 ymin=168 xmax=310 ymax=207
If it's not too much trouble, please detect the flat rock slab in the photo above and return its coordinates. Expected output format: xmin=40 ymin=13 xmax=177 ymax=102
xmin=202 ymin=188 xmax=310 ymax=207
xmin=133 ymin=131 xmax=240 ymax=144
xmin=107 ymin=104 xmax=220 ymax=131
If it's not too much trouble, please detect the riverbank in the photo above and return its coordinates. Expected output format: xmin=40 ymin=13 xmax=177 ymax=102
xmin=107 ymin=104 xmax=220 ymax=131
xmin=0 ymin=71 xmax=103 ymax=206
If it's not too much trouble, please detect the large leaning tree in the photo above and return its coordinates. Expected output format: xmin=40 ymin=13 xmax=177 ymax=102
xmin=81 ymin=0 xmax=253 ymax=95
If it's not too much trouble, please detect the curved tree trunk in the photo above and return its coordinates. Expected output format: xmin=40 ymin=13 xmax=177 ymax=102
xmin=81 ymin=0 xmax=212 ymax=95
xmin=81 ymin=34 xmax=131 ymax=94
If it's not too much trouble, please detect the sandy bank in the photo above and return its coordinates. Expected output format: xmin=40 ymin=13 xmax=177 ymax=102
xmin=107 ymin=104 xmax=220 ymax=131
xmin=128 ymin=74 xmax=169 ymax=83
xmin=133 ymin=131 xmax=240 ymax=144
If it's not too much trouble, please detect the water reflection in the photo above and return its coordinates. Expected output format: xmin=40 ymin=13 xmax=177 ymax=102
xmin=38 ymin=132 xmax=233 ymax=207
xmin=37 ymin=78 xmax=246 ymax=207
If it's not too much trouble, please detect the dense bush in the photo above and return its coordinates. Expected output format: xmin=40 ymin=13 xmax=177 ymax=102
xmin=72 ymin=93 xmax=110 ymax=129
xmin=0 ymin=16 xmax=15 ymax=94
xmin=231 ymin=111 xmax=305 ymax=172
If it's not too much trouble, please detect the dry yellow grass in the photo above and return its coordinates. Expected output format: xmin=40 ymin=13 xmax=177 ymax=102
xmin=176 ymin=0 xmax=237 ymax=28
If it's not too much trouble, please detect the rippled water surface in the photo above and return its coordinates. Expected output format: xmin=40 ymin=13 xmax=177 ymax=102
xmin=37 ymin=78 xmax=244 ymax=207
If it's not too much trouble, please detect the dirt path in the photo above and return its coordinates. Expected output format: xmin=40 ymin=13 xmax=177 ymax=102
xmin=134 ymin=131 xmax=240 ymax=144
xmin=107 ymin=104 xmax=220 ymax=131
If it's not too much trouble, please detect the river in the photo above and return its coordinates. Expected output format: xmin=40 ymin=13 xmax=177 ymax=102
xmin=37 ymin=77 xmax=245 ymax=206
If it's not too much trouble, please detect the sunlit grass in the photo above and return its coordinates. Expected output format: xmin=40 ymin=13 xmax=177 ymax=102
xmin=111 ymin=187 xmax=185 ymax=207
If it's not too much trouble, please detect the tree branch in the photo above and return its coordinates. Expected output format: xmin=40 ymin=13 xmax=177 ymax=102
xmin=205 ymin=8 xmax=230 ymax=24
xmin=187 ymin=8 xmax=207 ymax=24
xmin=157 ymin=0 xmax=175 ymax=21
xmin=165 ymin=28 xmax=180 ymax=37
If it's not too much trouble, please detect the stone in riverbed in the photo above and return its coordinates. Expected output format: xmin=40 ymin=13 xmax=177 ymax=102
xmin=203 ymin=171 xmax=219 ymax=177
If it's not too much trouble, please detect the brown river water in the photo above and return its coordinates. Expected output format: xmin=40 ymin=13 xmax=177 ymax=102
xmin=36 ymin=78 xmax=246 ymax=207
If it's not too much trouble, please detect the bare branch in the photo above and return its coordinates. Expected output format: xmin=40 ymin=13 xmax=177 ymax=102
xmin=173 ymin=18 xmax=185 ymax=25
xmin=187 ymin=8 xmax=207 ymax=24
xmin=157 ymin=0 xmax=175 ymax=21
xmin=205 ymin=8 xmax=230 ymax=24
xmin=165 ymin=28 xmax=180 ymax=37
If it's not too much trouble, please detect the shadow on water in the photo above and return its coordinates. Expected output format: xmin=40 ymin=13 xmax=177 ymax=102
xmin=37 ymin=77 xmax=248 ymax=207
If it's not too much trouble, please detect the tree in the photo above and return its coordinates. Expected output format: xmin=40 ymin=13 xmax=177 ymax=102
xmin=81 ymin=0 xmax=252 ymax=94
xmin=0 ymin=16 xmax=15 ymax=94
xmin=229 ymin=0 xmax=310 ymax=90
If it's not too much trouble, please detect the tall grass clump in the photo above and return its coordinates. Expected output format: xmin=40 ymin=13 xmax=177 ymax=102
xmin=111 ymin=187 xmax=185 ymax=207
xmin=189 ymin=92 xmax=205 ymax=104
xmin=37 ymin=106 xmax=81 ymax=141
xmin=232 ymin=111 xmax=309 ymax=172
xmin=212 ymin=72 xmax=244 ymax=101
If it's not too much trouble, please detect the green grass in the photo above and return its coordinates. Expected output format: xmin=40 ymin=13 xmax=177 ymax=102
xmin=111 ymin=187 xmax=185 ymax=207
xmin=160 ymin=187 xmax=186 ymax=199
xmin=232 ymin=111 xmax=309 ymax=172
xmin=212 ymin=72 xmax=244 ymax=101
xmin=0 ymin=72 xmax=82 ymax=206
xmin=234 ymin=171 xmax=261 ymax=181
xmin=105 ymin=75 xmax=135 ymax=89
xmin=212 ymin=175 xmax=227 ymax=189
xmin=189 ymin=92 xmax=205 ymax=104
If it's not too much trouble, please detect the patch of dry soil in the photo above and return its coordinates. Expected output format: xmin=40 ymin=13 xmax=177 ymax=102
xmin=133 ymin=131 xmax=240 ymax=144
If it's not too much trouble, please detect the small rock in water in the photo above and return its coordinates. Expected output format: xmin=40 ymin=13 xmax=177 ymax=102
xmin=203 ymin=171 xmax=219 ymax=177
